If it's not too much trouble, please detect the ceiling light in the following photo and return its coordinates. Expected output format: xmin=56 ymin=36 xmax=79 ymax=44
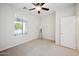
xmin=36 ymin=6 xmax=41 ymax=11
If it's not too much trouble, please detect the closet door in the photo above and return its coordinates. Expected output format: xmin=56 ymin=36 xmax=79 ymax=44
xmin=60 ymin=16 xmax=76 ymax=49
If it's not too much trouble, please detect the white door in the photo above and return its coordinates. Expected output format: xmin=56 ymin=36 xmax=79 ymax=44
xmin=60 ymin=16 xmax=76 ymax=49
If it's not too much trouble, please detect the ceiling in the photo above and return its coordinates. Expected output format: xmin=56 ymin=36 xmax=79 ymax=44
xmin=8 ymin=3 xmax=75 ymax=15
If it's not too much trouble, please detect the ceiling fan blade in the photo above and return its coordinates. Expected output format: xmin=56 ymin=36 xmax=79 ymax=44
xmin=37 ymin=3 xmax=40 ymax=5
xmin=29 ymin=8 xmax=35 ymax=11
xmin=42 ymin=7 xmax=49 ymax=11
xmin=32 ymin=3 xmax=40 ymax=6
xmin=40 ymin=3 xmax=45 ymax=6
xmin=32 ymin=3 xmax=37 ymax=6
xmin=38 ymin=11 xmax=40 ymax=14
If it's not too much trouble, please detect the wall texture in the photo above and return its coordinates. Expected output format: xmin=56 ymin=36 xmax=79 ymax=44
xmin=39 ymin=12 xmax=55 ymax=40
xmin=0 ymin=3 xmax=78 ymax=51
xmin=55 ymin=5 xmax=76 ymax=45
xmin=76 ymin=4 xmax=79 ymax=50
xmin=0 ymin=4 xmax=39 ymax=51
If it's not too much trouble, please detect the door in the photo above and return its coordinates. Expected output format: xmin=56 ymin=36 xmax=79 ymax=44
xmin=60 ymin=16 xmax=76 ymax=49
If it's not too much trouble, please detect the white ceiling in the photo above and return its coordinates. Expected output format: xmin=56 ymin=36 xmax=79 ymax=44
xmin=9 ymin=3 xmax=75 ymax=15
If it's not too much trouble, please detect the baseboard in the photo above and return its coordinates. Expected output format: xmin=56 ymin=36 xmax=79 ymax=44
xmin=0 ymin=38 xmax=38 ymax=52
xmin=43 ymin=37 xmax=55 ymax=40
xmin=0 ymin=37 xmax=55 ymax=51
xmin=40 ymin=37 xmax=55 ymax=43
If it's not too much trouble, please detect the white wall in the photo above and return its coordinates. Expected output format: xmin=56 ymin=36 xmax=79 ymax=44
xmin=39 ymin=12 xmax=55 ymax=40
xmin=76 ymin=4 xmax=79 ymax=50
xmin=55 ymin=5 xmax=76 ymax=45
xmin=0 ymin=4 xmax=39 ymax=51
xmin=0 ymin=3 xmax=78 ymax=51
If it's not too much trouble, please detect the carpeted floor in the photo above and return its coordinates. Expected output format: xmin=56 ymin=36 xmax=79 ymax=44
xmin=0 ymin=39 xmax=79 ymax=56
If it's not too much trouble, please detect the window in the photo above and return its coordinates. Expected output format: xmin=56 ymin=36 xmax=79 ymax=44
xmin=15 ymin=17 xmax=26 ymax=36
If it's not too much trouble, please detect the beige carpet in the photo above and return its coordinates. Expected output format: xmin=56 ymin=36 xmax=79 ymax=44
xmin=0 ymin=39 xmax=79 ymax=56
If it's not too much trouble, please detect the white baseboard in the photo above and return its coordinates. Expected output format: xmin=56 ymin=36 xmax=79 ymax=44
xmin=0 ymin=38 xmax=38 ymax=52
xmin=0 ymin=37 xmax=55 ymax=51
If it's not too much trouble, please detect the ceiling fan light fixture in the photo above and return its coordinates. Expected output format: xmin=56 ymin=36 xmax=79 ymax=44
xmin=29 ymin=3 xmax=49 ymax=14
xmin=35 ymin=6 xmax=41 ymax=11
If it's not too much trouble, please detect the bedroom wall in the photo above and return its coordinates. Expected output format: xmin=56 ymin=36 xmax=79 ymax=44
xmin=0 ymin=4 xmax=39 ymax=51
xmin=55 ymin=5 xmax=76 ymax=45
xmin=39 ymin=12 xmax=55 ymax=40
xmin=76 ymin=3 xmax=79 ymax=50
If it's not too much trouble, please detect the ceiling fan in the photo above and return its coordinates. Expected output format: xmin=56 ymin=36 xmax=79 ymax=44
xmin=23 ymin=3 xmax=49 ymax=14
